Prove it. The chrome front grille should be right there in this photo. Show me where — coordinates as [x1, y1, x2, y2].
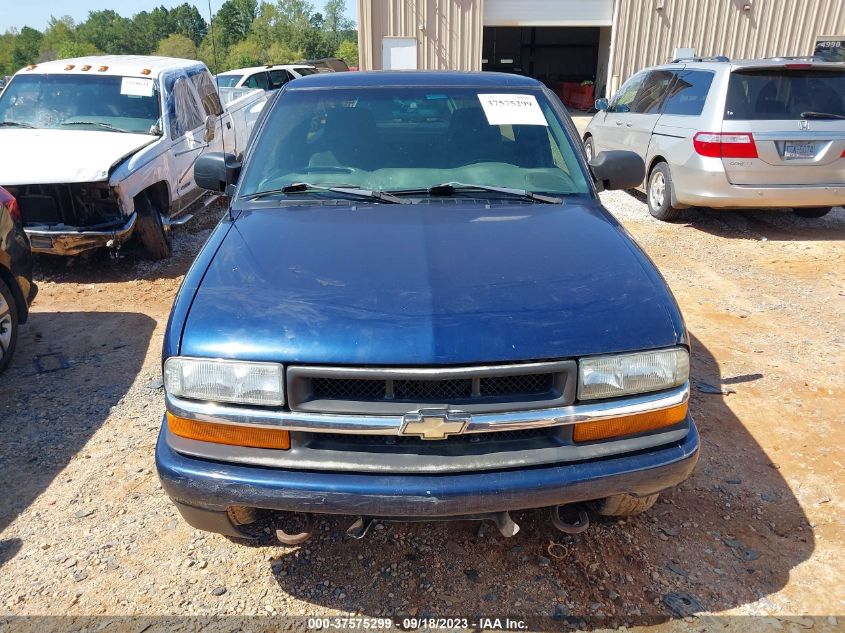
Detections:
[287, 361, 577, 415]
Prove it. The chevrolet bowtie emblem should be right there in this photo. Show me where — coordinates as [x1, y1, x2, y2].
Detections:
[401, 409, 471, 440]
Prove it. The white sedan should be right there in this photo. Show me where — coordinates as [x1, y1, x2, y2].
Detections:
[215, 64, 319, 92]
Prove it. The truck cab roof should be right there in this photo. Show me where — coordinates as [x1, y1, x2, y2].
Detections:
[15, 55, 205, 79]
[286, 70, 546, 89]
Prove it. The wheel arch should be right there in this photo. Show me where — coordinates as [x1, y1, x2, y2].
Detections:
[136, 181, 171, 215]
[646, 157, 687, 208]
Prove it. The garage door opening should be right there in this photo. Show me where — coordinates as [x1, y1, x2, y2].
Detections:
[482, 26, 610, 109]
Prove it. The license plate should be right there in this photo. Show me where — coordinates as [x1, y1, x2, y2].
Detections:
[783, 141, 817, 160]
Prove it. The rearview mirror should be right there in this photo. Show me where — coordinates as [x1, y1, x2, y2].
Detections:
[195, 152, 241, 193]
[588, 151, 645, 191]
[595, 98, 608, 111]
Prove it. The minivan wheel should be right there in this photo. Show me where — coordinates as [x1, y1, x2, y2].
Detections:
[583, 136, 595, 162]
[591, 493, 659, 517]
[0, 278, 20, 374]
[135, 194, 172, 260]
[793, 207, 832, 219]
[647, 163, 682, 221]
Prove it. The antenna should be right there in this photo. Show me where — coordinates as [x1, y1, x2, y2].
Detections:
[206, 0, 233, 220]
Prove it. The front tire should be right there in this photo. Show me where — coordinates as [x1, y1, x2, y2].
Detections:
[591, 493, 659, 517]
[0, 278, 20, 374]
[647, 162, 682, 221]
[134, 194, 172, 260]
[793, 207, 832, 219]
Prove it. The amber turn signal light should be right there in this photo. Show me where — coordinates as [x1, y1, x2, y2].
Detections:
[167, 413, 290, 450]
[572, 403, 688, 443]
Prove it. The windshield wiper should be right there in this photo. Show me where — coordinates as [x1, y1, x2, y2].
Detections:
[242, 182, 409, 204]
[801, 111, 845, 120]
[393, 182, 562, 204]
[0, 121, 35, 128]
[60, 121, 129, 133]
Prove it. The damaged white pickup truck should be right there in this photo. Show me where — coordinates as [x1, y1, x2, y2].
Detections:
[0, 55, 266, 258]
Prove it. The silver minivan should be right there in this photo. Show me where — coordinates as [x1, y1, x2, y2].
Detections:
[584, 57, 845, 220]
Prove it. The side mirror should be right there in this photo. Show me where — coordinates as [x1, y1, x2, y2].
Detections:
[195, 152, 241, 193]
[204, 114, 216, 142]
[595, 98, 609, 111]
[588, 151, 645, 191]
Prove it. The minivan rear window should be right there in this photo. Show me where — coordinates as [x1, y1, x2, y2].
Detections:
[725, 69, 845, 120]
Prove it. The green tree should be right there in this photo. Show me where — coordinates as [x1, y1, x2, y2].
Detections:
[322, 0, 352, 54]
[267, 40, 304, 64]
[133, 7, 176, 55]
[214, 0, 258, 49]
[77, 10, 137, 54]
[225, 37, 266, 68]
[38, 16, 77, 61]
[58, 40, 101, 59]
[334, 38, 358, 66]
[170, 3, 208, 46]
[197, 27, 227, 73]
[0, 31, 18, 75]
[155, 33, 198, 59]
[275, 0, 317, 56]
[11, 27, 43, 69]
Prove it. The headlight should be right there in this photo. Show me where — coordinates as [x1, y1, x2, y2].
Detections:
[578, 347, 689, 400]
[164, 357, 284, 406]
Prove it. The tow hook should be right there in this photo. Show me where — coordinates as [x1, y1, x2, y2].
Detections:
[491, 511, 520, 538]
[550, 504, 590, 535]
[346, 516, 375, 539]
[275, 513, 313, 545]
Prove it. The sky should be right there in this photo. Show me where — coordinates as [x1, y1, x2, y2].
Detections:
[0, 0, 358, 32]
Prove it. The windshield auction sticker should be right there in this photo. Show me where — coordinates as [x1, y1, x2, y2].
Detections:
[478, 94, 548, 126]
[121, 77, 155, 97]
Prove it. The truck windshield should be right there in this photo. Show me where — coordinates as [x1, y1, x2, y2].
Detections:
[240, 87, 590, 199]
[0, 74, 161, 134]
[725, 69, 845, 120]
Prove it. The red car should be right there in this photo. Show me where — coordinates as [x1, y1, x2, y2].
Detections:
[0, 186, 36, 372]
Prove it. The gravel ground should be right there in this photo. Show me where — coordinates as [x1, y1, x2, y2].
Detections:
[0, 194, 843, 630]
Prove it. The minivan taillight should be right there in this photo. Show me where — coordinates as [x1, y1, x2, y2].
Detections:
[693, 132, 758, 158]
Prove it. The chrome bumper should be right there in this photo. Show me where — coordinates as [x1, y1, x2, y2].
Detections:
[165, 382, 690, 435]
[25, 213, 137, 256]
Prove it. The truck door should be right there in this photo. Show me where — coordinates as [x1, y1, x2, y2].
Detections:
[190, 69, 231, 154]
[166, 73, 208, 211]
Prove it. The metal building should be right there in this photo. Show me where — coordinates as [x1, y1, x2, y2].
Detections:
[357, 0, 845, 97]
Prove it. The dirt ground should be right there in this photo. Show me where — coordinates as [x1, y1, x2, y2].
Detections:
[0, 193, 843, 630]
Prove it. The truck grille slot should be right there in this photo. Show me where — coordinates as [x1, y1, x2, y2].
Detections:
[287, 361, 576, 414]
[308, 426, 555, 448]
[393, 378, 472, 400]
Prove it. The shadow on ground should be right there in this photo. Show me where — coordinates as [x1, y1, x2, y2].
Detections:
[0, 311, 156, 567]
[255, 334, 813, 627]
[624, 189, 844, 242]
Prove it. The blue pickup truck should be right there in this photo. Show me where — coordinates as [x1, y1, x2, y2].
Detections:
[156, 71, 699, 542]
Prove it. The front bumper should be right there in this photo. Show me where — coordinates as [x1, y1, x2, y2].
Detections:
[156, 417, 700, 537]
[25, 213, 137, 256]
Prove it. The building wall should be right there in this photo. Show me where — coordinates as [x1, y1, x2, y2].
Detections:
[358, 0, 484, 71]
[610, 0, 845, 93]
[361, 0, 845, 89]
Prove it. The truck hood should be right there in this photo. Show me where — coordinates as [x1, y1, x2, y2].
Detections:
[0, 129, 157, 185]
[180, 201, 683, 365]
